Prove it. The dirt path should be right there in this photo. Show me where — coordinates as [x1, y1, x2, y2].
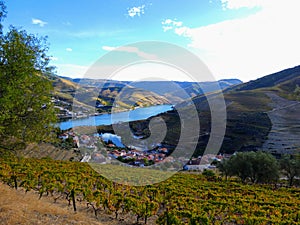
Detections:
[262, 92, 300, 154]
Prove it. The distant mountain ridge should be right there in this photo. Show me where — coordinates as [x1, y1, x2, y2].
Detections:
[62, 77, 242, 104]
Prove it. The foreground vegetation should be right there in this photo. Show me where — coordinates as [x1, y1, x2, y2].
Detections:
[0, 182, 101, 225]
[0, 1, 58, 154]
[1, 150, 300, 225]
[217, 152, 300, 187]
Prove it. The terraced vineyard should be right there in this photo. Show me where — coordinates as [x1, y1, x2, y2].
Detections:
[262, 93, 300, 154]
[1, 150, 300, 224]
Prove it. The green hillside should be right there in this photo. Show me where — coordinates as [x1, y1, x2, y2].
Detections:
[139, 66, 300, 156]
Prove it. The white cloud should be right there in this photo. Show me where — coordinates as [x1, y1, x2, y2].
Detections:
[173, 21, 183, 27]
[117, 46, 158, 60]
[127, 5, 145, 18]
[164, 0, 300, 81]
[162, 19, 173, 25]
[174, 27, 190, 37]
[162, 26, 173, 32]
[66, 48, 73, 52]
[102, 45, 157, 60]
[102, 46, 116, 51]
[162, 19, 183, 27]
[32, 18, 47, 27]
[56, 64, 89, 78]
[162, 19, 184, 33]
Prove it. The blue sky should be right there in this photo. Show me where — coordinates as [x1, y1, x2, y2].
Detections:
[3, 0, 300, 82]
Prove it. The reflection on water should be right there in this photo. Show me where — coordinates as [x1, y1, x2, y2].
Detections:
[99, 133, 125, 148]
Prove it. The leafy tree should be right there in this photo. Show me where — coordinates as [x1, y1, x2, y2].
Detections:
[252, 151, 279, 183]
[220, 152, 279, 184]
[216, 159, 233, 180]
[0, 1, 57, 153]
[228, 152, 255, 183]
[280, 154, 300, 187]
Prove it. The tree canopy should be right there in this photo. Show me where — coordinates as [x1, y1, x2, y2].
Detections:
[0, 1, 57, 152]
[280, 154, 300, 187]
[217, 151, 279, 184]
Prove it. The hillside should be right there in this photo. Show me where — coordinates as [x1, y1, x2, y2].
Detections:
[135, 66, 300, 156]
[128, 79, 242, 103]
[261, 92, 300, 154]
[95, 85, 170, 111]
[52, 76, 241, 116]
[230, 65, 300, 92]
[213, 66, 300, 154]
[53, 66, 300, 156]
[51, 75, 95, 113]
[52, 76, 170, 114]
[222, 65, 300, 154]
[71, 78, 242, 104]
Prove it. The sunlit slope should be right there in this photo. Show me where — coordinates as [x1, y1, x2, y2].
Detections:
[160, 65, 300, 155]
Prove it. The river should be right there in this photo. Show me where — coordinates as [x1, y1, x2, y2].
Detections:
[59, 104, 173, 130]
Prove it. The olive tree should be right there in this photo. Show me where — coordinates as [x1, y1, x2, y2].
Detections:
[218, 151, 279, 184]
[0, 1, 57, 152]
[280, 154, 300, 187]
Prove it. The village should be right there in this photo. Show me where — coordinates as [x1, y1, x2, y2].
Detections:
[59, 129, 229, 170]
[52, 97, 100, 120]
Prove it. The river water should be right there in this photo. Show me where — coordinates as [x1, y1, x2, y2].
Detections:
[59, 104, 173, 130]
